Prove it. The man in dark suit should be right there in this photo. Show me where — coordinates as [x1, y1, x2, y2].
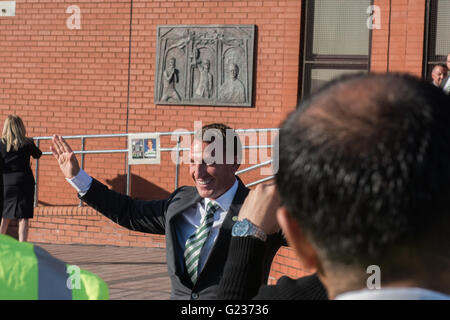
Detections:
[431, 64, 448, 88]
[440, 53, 450, 94]
[51, 123, 284, 300]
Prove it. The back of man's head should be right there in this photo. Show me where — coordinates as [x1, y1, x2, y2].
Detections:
[276, 73, 450, 287]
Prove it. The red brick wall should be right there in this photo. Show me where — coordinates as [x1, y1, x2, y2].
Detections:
[0, 0, 428, 285]
[1, 0, 301, 206]
[371, 0, 426, 76]
[27, 207, 165, 248]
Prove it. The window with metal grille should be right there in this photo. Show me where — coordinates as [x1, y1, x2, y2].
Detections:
[300, 0, 372, 100]
[424, 0, 450, 80]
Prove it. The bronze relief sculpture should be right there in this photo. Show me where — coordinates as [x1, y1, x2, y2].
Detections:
[155, 25, 255, 107]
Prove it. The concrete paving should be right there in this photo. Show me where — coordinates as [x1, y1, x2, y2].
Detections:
[36, 242, 171, 300]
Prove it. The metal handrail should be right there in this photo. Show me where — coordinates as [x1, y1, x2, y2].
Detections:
[33, 128, 279, 207]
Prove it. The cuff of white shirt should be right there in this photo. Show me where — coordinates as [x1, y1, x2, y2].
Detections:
[66, 169, 93, 197]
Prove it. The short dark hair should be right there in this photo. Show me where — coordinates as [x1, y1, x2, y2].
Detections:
[194, 123, 242, 164]
[276, 73, 450, 266]
[432, 64, 448, 72]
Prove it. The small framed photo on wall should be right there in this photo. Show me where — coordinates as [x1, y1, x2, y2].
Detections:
[128, 133, 161, 165]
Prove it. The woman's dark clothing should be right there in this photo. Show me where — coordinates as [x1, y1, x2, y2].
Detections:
[0, 139, 42, 219]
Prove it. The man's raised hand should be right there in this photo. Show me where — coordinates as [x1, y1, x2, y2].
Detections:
[238, 183, 281, 235]
[50, 135, 80, 179]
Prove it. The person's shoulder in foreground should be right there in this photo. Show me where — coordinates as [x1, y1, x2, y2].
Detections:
[336, 288, 450, 300]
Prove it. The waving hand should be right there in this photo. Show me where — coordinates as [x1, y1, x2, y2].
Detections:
[50, 135, 80, 179]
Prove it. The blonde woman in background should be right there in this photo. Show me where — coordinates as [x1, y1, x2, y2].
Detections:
[0, 115, 42, 242]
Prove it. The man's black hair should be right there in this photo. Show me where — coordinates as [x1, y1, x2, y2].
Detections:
[195, 123, 242, 164]
[276, 73, 450, 266]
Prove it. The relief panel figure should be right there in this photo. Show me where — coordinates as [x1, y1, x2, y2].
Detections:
[195, 60, 213, 98]
[218, 63, 245, 103]
[161, 57, 181, 102]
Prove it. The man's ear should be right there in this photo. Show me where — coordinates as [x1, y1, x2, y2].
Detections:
[276, 207, 319, 271]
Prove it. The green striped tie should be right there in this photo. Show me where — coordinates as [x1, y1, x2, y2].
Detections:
[184, 201, 220, 285]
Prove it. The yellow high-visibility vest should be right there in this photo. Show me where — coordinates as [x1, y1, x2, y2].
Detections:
[0, 234, 109, 300]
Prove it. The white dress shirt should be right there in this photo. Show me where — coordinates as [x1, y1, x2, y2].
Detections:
[335, 287, 450, 300]
[175, 179, 238, 274]
[442, 76, 450, 94]
[67, 170, 239, 275]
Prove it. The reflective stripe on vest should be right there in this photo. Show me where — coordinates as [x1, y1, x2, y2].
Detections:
[33, 246, 72, 300]
[1, 234, 108, 300]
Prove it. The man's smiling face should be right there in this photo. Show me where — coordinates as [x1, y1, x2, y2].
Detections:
[189, 139, 238, 200]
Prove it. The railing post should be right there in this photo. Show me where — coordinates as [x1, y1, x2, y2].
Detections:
[78, 137, 85, 207]
[126, 164, 130, 196]
[175, 135, 181, 190]
[126, 133, 130, 196]
[33, 139, 40, 208]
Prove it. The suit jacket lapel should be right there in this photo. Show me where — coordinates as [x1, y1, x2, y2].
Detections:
[219, 178, 249, 233]
[166, 187, 201, 281]
[196, 178, 249, 284]
[167, 188, 201, 222]
[167, 178, 249, 287]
